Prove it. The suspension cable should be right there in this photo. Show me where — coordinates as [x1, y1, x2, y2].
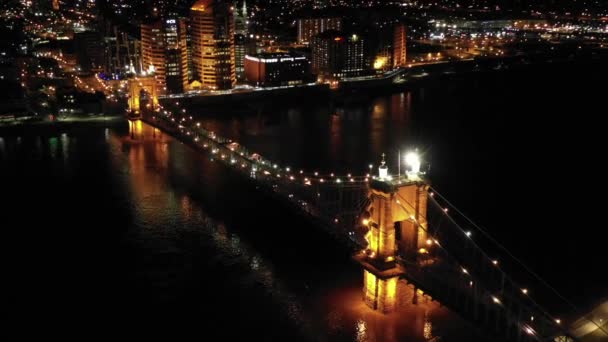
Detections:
[428, 186, 607, 336]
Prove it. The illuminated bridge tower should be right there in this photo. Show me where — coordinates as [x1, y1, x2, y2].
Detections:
[356, 153, 429, 313]
[128, 76, 159, 113]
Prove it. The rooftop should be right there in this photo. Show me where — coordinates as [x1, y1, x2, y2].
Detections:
[191, 0, 213, 12]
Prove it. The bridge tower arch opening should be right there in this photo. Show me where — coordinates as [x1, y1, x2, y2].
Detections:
[356, 158, 430, 313]
[128, 76, 158, 113]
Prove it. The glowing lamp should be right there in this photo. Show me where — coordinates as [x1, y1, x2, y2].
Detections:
[405, 151, 421, 174]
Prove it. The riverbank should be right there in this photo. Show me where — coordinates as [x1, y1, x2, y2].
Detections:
[0, 115, 127, 134]
[331, 49, 608, 103]
[158, 83, 331, 113]
[160, 50, 608, 112]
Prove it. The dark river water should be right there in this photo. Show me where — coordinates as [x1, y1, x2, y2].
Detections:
[1, 59, 606, 340]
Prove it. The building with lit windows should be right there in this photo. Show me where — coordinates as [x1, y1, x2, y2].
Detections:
[234, 0, 249, 36]
[141, 18, 188, 94]
[393, 24, 407, 68]
[190, 0, 236, 90]
[297, 17, 342, 45]
[234, 34, 256, 81]
[311, 30, 369, 79]
[244, 52, 311, 87]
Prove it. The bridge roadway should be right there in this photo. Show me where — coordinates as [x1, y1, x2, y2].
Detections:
[137, 108, 582, 342]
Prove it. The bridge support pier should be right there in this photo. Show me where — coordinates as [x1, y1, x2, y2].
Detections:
[362, 269, 400, 313]
[128, 76, 159, 113]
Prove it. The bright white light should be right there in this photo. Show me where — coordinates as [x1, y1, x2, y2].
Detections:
[379, 166, 388, 179]
[405, 151, 421, 174]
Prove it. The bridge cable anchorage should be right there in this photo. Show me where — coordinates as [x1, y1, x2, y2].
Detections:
[428, 186, 608, 337]
[395, 192, 576, 340]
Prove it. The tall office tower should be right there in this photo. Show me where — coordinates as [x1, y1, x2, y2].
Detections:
[234, 0, 249, 36]
[234, 33, 256, 81]
[190, 0, 236, 90]
[297, 17, 342, 45]
[141, 18, 189, 94]
[311, 30, 368, 79]
[393, 24, 407, 68]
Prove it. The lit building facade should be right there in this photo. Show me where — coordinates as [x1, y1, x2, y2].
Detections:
[393, 24, 407, 68]
[141, 18, 189, 94]
[190, 0, 236, 90]
[234, 0, 249, 36]
[297, 17, 342, 45]
[234, 34, 256, 82]
[244, 52, 311, 87]
[311, 30, 369, 79]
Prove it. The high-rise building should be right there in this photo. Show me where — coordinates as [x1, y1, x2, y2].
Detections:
[244, 52, 311, 87]
[141, 18, 189, 94]
[74, 31, 105, 73]
[234, 33, 256, 81]
[104, 28, 143, 77]
[297, 17, 342, 45]
[311, 30, 368, 79]
[393, 24, 407, 68]
[234, 0, 249, 36]
[190, 0, 236, 90]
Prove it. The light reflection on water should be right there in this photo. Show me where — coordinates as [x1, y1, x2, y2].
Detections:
[111, 123, 482, 341]
[0, 118, 484, 341]
[109, 124, 323, 338]
[317, 281, 481, 342]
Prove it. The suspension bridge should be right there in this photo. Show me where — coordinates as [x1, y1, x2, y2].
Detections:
[128, 105, 605, 342]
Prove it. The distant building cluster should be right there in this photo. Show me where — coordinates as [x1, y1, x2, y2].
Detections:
[4, 0, 416, 118]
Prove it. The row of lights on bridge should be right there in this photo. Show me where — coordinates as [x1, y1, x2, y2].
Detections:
[156, 103, 377, 183]
[436, 196, 564, 333]
[154, 101, 565, 336]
